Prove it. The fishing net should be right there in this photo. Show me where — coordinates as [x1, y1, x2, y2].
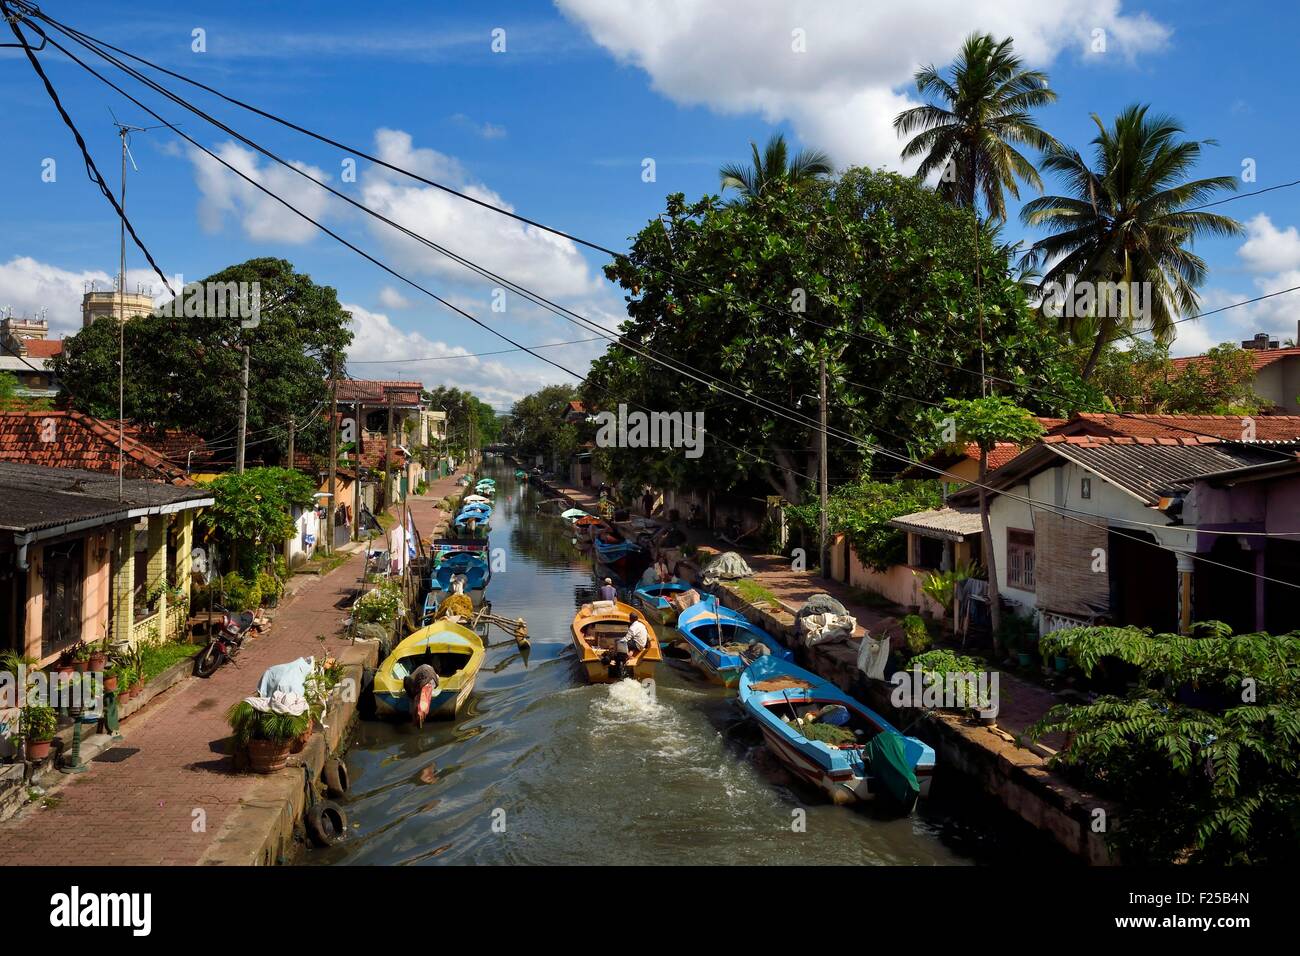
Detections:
[702, 551, 754, 587]
[435, 594, 474, 621]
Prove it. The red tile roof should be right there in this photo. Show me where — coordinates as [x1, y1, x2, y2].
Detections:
[1171, 347, 1300, 373]
[1052, 413, 1300, 442]
[21, 339, 63, 359]
[0, 411, 193, 484]
[1042, 433, 1222, 447]
[333, 379, 423, 406]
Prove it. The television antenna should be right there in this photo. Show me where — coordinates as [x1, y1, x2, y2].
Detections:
[109, 108, 168, 502]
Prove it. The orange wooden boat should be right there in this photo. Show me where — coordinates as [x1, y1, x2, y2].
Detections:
[571, 600, 661, 683]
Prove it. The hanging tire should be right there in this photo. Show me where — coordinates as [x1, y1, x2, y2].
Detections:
[195, 644, 221, 678]
[306, 801, 347, 847]
[322, 757, 350, 798]
[357, 667, 377, 719]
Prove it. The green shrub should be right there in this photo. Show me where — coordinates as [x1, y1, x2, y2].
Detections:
[19, 704, 57, 742]
[353, 581, 404, 625]
[901, 613, 932, 655]
[226, 700, 309, 745]
[220, 572, 262, 612]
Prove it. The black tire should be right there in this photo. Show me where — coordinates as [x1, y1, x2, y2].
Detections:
[357, 666, 377, 719]
[322, 757, 350, 798]
[194, 643, 221, 678]
[306, 801, 347, 847]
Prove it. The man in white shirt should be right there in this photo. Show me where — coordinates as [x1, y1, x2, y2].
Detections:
[625, 617, 650, 655]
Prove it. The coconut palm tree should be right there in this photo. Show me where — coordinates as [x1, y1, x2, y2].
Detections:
[1020, 104, 1243, 379]
[718, 133, 832, 201]
[894, 33, 1058, 222]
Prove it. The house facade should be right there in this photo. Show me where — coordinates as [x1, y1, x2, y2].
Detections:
[0, 464, 212, 665]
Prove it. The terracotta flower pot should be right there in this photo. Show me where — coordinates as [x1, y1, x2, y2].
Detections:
[118, 688, 133, 704]
[73, 659, 90, 673]
[131, 680, 144, 695]
[103, 674, 119, 692]
[290, 724, 313, 754]
[89, 652, 108, 671]
[246, 738, 294, 774]
[26, 739, 53, 761]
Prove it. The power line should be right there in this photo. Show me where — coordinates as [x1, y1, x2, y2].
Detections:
[347, 336, 606, 364]
[21, 10, 1300, 588]
[30, 9, 1300, 465]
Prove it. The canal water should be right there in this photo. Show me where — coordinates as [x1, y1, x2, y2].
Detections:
[303, 464, 1064, 866]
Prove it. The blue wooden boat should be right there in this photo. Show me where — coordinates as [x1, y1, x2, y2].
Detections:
[593, 535, 647, 582]
[633, 579, 693, 625]
[738, 657, 935, 811]
[431, 551, 491, 592]
[459, 502, 492, 519]
[675, 596, 792, 685]
[454, 511, 491, 534]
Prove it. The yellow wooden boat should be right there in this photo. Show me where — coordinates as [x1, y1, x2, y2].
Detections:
[571, 599, 661, 683]
[371, 620, 484, 722]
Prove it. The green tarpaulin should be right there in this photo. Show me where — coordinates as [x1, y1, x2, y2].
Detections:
[864, 732, 920, 808]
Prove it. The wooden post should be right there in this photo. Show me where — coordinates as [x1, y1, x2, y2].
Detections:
[326, 357, 338, 555]
[819, 350, 829, 579]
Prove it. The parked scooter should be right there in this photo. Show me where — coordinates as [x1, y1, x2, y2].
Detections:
[195, 605, 256, 677]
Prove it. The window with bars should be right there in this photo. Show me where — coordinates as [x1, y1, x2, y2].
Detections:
[1006, 529, 1036, 591]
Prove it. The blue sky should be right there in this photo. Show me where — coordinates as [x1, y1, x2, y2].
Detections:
[4, 0, 1300, 410]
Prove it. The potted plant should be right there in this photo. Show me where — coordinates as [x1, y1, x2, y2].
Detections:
[226, 696, 311, 774]
[103, 665, 119, 694]
[19, 705, 57, 761]
[116, 664, 138, 703]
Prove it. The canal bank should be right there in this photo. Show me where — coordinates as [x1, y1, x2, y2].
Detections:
[0, 468, 469, 866]
[298, 464, 1068, 867]
[525, 474, 1110, 864]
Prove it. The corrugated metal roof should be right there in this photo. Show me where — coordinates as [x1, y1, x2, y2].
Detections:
[0, 463, 212, 534]
[887, 506, 983, 541]
[950, 436, 1279, 507]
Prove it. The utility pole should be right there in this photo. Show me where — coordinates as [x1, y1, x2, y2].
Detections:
[819, 349, 829, 579]
[235, 342, 250, 473]
[385, 392, 395, 510]
[286, 414, 296, 470]
[116, 126, 127, 503]
[326, 357, 338, 555]
[351, 401, 360, 543]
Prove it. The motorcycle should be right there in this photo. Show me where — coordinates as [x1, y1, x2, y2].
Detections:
[194, 605, 256, 677]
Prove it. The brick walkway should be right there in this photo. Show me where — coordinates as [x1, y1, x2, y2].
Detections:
[0, 468, 466, 865]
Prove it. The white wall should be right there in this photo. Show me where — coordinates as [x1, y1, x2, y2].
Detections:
[986, 461, 1196, 616]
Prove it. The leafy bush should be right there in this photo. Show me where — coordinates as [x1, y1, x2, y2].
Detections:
[998, 610, 1039, 653]
[1031, 624, 1300, 863]
[901, 614, 932, 656]
[787, 479, 942, 571]
[226, 700, 310, 745]
[19, 704, 57, 742]
[198, 467, 316, 577]
[353, 581, 404, 625]
[220, 572, 262, 613]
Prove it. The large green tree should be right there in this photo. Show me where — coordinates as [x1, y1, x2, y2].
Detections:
[718, 133, 833, 202]
[423, 385, 500, 456]
[506, 384, 581, 463]
[53, 258, 351, 462]
[586, 169, 1091, 505]
[894, 32, 1058, 222]
[1021, 105, 1243, 379]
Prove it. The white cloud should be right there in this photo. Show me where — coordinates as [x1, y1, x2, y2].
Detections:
[343, 302, 588, 407]
[377, 286, 412, 310]
[0, 256, 113, 337]
[359, 129, 602, 302]
[557, 0, 1169, 169]
[451, 114, 508, 140]
[1237, 213, 1300, 275]
[188, 141, 332, 244]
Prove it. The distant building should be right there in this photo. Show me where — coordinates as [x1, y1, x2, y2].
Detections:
[1172, 323, 1300, 413]
[0, 316, 62, 399]
[81, 283, 155, 326]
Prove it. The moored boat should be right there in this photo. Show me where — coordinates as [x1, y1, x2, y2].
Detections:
[633, 579, 693, 625]
[571, 600, 661, 683]
[738, 656, 935, 811]
[593, 534, 648, 582]
[676, 596, 793, 685]
[372, 620, 485, 721]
